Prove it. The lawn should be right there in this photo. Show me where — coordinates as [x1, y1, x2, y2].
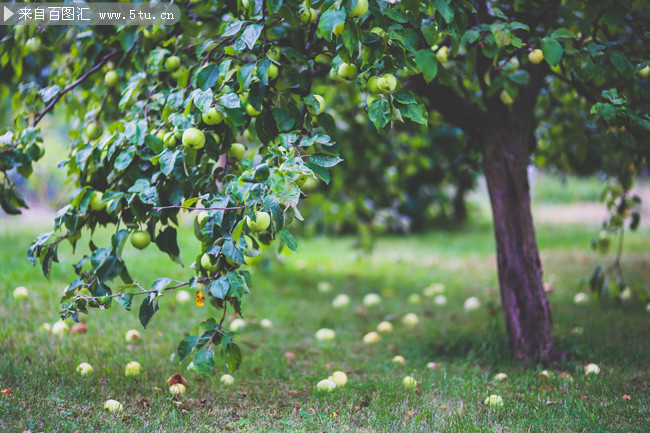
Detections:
[1, 214, 649, 432]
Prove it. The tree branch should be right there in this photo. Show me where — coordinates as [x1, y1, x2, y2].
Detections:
[153, 204, 245, 211]
[82, 274, 221, 301]
[408, 76, 488, 140]
[32, 49, 119, 127]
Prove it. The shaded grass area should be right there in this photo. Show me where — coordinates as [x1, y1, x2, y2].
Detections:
[0, 219, 649, 432]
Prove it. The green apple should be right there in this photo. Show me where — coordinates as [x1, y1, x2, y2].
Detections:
[104, 399, 123, 413]
[329, 371, 347, 387]
[182, 128, 205, 149]
[436, 46, 450, 63]
[243, 235, 254, 253]
[333, 23, 344, 37]
[13, 286, 28, 300]
[378, 73, 397, 93]
[163, 131, 177, 148]
[76, 362, 93, 376]
[316, 379, 336, 392]
[89, 191, 106, 211]
[638, 65, 650, 78]
[502, 57, 519, 73]
[125, 329, 140, 342]
[228, 142, 246, 160]
[220, 374, 235, 385]
[246, 211, 271, 232]
[200, 253, 219, 272]
[85, 122, 103, 141]
[299, 7, 318, 24]
[366, 76, 380, 94]
[202, 107, 224, 125]
[366, 94, 379, 106]
[315, 53, 333, 64]
[267, 46, 281, 61]
[165, 55, 181, 71]
[266, 63, 279, 80]
[500, 89, 514, 105]
[155, 129, 167, 141]
[130, 230, 151, 249]
[528, 49, 544, 65]
[26, 38, 42, 54]
[349, 0, 368, 18]
[104, 70, 118, 87]
[307, 95, 325, 115]
[338, 62, 358, 80]
[246, 103, 261, 116]
[124, 361, 141, 377]
[484, 394, 504, 407]
[169, 383, 187, 395]
[402, 376, 416, 388]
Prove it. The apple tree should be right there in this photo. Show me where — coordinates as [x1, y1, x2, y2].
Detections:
[1, 0, 649, 366]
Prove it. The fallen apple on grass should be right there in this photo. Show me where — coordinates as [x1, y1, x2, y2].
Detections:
[125, 361, 142, 377]
[76, 362, 93, 376]
[125, 329, 141, 343]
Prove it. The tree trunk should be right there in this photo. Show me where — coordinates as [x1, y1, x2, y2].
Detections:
[482, 126, 553, 363]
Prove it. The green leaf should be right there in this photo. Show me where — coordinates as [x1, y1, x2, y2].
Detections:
[239, 23, 263, 50]
[432, 0, 454, 23]
[138, 294, 159, 329]
[272, 107, 296, 132]
[193, 348, 216, 376]
[397, 102, 428, 125]
[309, 153, 343, 167]
[609, 52, 633, 77]
[209, 276, 230, 299]
[266, 0, 282, 14]
[114, 147, 135, 171]
[196, 64, 220, 90]
[178, 335, 198, 362]
[221, 343, 242, 373]
[318, 9, 346, 43]
[304, 161, 330, 184]
[151, 277, 172, 294]
[114, 293, 133, 311]
[154, 227, 181, 263]
[541, 37, 563, 66]
[414, 49, 438, 83]
[368, 97, 391, 131]
[279, 229, 297, 251]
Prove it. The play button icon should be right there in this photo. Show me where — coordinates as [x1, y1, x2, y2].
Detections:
[4, 6, 14, 22]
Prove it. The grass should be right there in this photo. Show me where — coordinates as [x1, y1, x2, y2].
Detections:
[1, 214, 649, 432]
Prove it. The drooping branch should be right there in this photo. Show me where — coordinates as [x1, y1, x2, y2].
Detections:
[153, 204, 245, 211]
[32, 49, 119, 127]
[409, 76, 488, 140]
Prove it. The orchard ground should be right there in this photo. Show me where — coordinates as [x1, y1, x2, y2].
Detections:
[1, 177, 649, 432]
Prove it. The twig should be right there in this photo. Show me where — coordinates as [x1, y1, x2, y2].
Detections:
[207, 302, 229, 351]
[32, 49, 119, 127]
[153, 204, 245, 211]
[82, 274, 221, 301]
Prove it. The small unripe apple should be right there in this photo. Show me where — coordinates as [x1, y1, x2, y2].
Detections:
[182, 128, 206, 149]
[484, 394, 504, 407]
[315, 53, 333, 64]
[585, 363, 600, 375]
[638, 65, 650, 78]
[13, 286, 28, 300]
[463, 296, 481, 312]
[366, 76, 381, 94]
[362, 331, 381, 344]
[299, 7, 318, 24]
[316, 378, 337, 392]
[243, 235, 254, 253]
[502, 57, 519, 72]
[436, 46, 450, 63]
[169, 383, 187, 395]
[333, 23, 344, 37]
[130, 230, 151, 250]
[379, 74, 397, 93]
[200, 253, 219, 272]
[52, 320, 69, 336]
[104, 70, 119, 87]
[494, 373, 509, 382]
[307, 95, 325, 115]
[332, 294, 350, 308]
[176, 290, 191, 303]
[402, 376, 416, 388]
[202, 107, 224, 125]
[528, 49, 544, 65]
[392, 355, 406, 364]
[228, 142, 246, 160]
[362, 293, 381, 307]
[349, 0, 368, 18]
[377, 321, 393, 333]
[500, 90, 514, 105]
[165, 55, 181, 71]
[85, 122, 103, 141]
[401, 313, 419, 327]
[125, 329, 141, 342]
[230, 318, 246, 331]
[89, 191, 106, 211]
[26, 37, 42, 54]
[163, 132, 177, 148]
[77, 362, 94, 376]
[125, 361, 142, 377]
[338, 62, 358, 80]
[220, 374, 235, 385]
[266, 63, 279, 80]
[246, 103, 261, 116]
[329, 371, 348, 387]
[267, 46, 281, 61]
[246, 211, 271, 232]
[315, 328, 336, 341]
[103, 399, 123, 413]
